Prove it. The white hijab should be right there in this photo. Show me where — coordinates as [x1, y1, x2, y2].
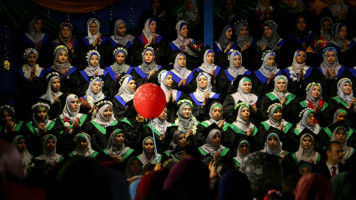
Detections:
[35, 134, 62, 165]
[85, 18, 101, 45]
[93, 104, 116, 128]
[193, 72, 216, 102]
[231, 77, 258, 105]
[199, 49, 217, 73]
[117, 75, 135, 103]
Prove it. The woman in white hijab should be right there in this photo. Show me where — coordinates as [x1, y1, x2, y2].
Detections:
[82, 18, 103, 48]
[86, 100, 118, 151]
[224, 103, 258, 151]
[108, 19, 135, 49]
[22, 17, 49, 50]
[69, 132, 99, 159]
[198, 125, 230, 161]
[261, 131, 287, 158]
[55, 94, 90, 155]
[34, 134, 65, 174]
[194, 49, 222, 83]
[170, 20, 194, 52]
[12, 135, 34, 177]
[112, 75, 136, 121]
[223, 77, 258, 123]
[251, 50, 283, 97]
[233, 138, 250, 169]
[137, 136, 161, 166]
[83, 77, 106, 109]
[189, 72, 220, 121]
[330, 126, 356, 164]
[168, 52, 195, 94]
[104, 128, 135, 166]
[282, 132, 321, 177]
[260, 75, 297, 121]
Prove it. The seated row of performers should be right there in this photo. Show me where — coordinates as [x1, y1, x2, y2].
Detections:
[16, 44, 356, 128]
[3, 95, 356, 182]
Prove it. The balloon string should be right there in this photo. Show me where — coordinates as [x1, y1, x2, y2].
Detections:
[150, 119, 159, 158]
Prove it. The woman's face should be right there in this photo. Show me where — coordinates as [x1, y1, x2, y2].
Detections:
[34, 19, 43, 32]
[306, 113, 315, 126]
[335, 128, 346, 143]
[70, 97, 79, 112]
[338, 26, 347, 40]
[92, 81, 102, 94]
[242, 81, 252, 93]
[240, 26, 249, 37]
[61, 26, 71, 38]
[158, 109, 167, 120]
[322, 20, 332, 33]
[45, 138, 56, 152]
[300, 166, 311, 175]
[268, 136, 278, 150]
[335, 112, 347, 122]
[165, 75, 173, 87]
[198, 75, 208, 89]
[16, 138, 26, 153]
[211, 132, 221, 147]
[185, 0, 195, 11]
[115, 132, 125, 146]
[225, 27, 233, 39]
[89, 22, 99, 35]
[240, 107, 250, 121]
[51, 78, 61, 92]
[267, 55, 275, 67]
[128, 79, 136, 92]
[211, 106, 222, 121]
[116, 52, 125, 64]
[144, 51, 154, 63]
[326, 51, 336, 64]
[178, 133, 187, 148]
[233, 55, 242, 67]
[239, 143, 249, 156]
[301, 136, 312, 149]
[177, 55, 186, 67]
[276, 79, 287, 92]
[343, 82, 352, 95]
[130, 159, 141, 175]
[180, 25, 189, 37]
[117, 22, 127, 36]
[89, 54, 99, 67]
[58, 50, 68, 63]
[149, 21, 157, 33]
[35, 108, 47, 122]
[27, 53, 37, 66]
[1, 111, 12, 123]
[296, 51, 306, 64]
[103, 106, 113, 119]
[144, 139, 154, 153]
[311, 86, 321, 98]
[296, 17, 307, 31]
[77, 137, 88, 151]
[182, 105, 192, 118]
[272, 107, 282, 121]
[264, 26, 272, 37]
[206, 53, 214, 65]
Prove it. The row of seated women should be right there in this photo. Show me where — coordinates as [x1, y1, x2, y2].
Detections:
[15, 39, 356, 127]
[18, 13, 356, 75]
[1, 86, 356, 183]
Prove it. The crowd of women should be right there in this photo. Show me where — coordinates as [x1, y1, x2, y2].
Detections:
[1, 0, 356, 199]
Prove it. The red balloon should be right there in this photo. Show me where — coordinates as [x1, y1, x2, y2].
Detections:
[133, 83, 167, 119]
